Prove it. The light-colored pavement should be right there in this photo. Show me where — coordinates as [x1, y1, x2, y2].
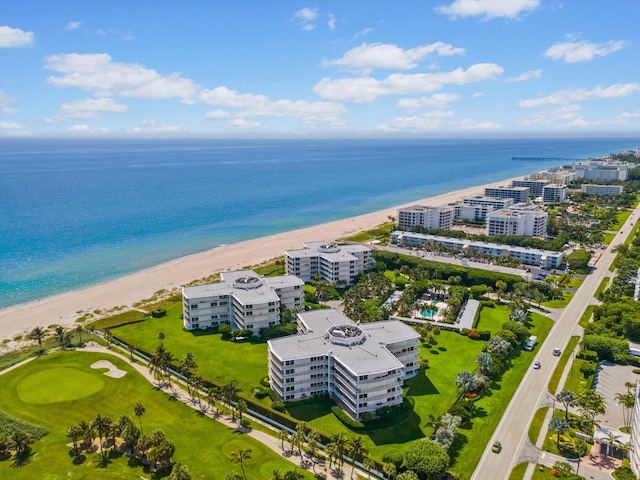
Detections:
[472, 204, 640, 480]
[592, 362, 639, 430]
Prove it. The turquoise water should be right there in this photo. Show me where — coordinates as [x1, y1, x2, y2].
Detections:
[420, 309, 437, 318]
[1, 137, 637, 308]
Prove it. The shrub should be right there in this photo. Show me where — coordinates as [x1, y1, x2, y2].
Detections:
[467, 328, 480, 340]
[272, 400, 286, 412]
[331, 406, 365, 429]
[382, 450, 404, 469]
[252, 387, 269, 399]
[577, 349, 599, 362]
[479, 330, 491, 341]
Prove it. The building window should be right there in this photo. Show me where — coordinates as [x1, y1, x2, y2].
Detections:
[191, 304, 198, 309]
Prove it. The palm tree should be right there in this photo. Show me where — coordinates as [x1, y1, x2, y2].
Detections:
[134, 402, 146, 435]
[556, 389, 578, 420]
[615, 391, 635, 429]
[230, 448, 252, 480]
[236, 399, 247, 422]
[278, 429, 289, 452]
[271, 470, 285, 480]
[92, 414, 109, 451]
[128, 343, 135, 361]
[307, 430, 320, 473]
[28, 326, 46, 351]
[573, 438, 590, 475]
[328, 432, 350, 469]
[348, 436, 367, 479]
[206, 386, 220, 416]
[75, 325, 84, 345]
[66, 424, 81, 453]
[550, 416, 569, 449]
[10, 432, 31, 455]
[55, 325, 67, 348]
[603, 430, 621, 456]
[383, 462, 397, 480]
[222, 380, 238, 416]
[283, 469, 304, 480]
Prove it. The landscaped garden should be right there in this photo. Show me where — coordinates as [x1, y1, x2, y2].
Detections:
[0, 350, 311, 479]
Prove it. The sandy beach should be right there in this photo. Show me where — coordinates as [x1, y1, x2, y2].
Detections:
[0, 175, 525, 342]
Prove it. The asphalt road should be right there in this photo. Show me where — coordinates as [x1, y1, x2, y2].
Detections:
[471, 205, 640, 480]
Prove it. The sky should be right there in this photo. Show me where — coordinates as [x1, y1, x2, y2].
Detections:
[1, 0, 639, 138]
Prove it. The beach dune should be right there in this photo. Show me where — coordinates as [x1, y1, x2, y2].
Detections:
[0, 176, 523, 342]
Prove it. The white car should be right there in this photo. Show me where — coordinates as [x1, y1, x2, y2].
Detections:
[533, 361, 541, 370]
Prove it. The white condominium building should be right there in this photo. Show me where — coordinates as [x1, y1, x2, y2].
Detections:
[580, 184, 624, 196]
[542, 184, 567, 204]
[390, 231, 564, 268]
[285, 242, 371, 285]
[267, 309, 420, 420]
[182, 270, 304, 334]
[397, 204, 455, 230]
[454, 203, 495, 223]
[484, 186, 530, 204]
[574, 160, 629, 181]
[463, 195, 514, 210]
[630, 381, 640, 478]
[487, 208, 548, 237]
[512, 179, 551, 197]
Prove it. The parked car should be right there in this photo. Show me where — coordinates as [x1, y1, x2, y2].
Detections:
[492, 440, 502, 453]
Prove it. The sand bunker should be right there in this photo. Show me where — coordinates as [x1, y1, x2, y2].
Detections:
[91, 360, 127, 378]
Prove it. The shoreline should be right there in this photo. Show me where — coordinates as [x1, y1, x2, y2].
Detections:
[0, 174, 526, 343]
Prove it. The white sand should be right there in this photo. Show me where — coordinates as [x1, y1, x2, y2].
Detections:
[0, 175, 524, 342]
[91, 359, 127, 378]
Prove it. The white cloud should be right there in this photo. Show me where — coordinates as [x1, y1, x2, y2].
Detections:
[0, 121, 22, 129]
[619, 112, 640, 119]
[522, 104, 584, 126]
[315, 63, 503, 103]
[126, 119, 182, 134]
[0, 90, 19, 115]
[45, 53, 199, 100]
[229, 119, 261, 129]
[435, 0, 540, 20]
[519, 82, 640, 107]
[354, 27, 374, 39]
[293, 8, 319, 31]
[0, 26, 34, 47]
[198, 86, 347, 126]
[379, 110, 455, 131]
[544, 40, 627, 63]
[64, 21, 81, 31]
[398, 93, 462, 110]
[52, 97, 128, 120]
[327, 42, 465, 71]
[328, 13, 336, 30]
[507, 69, 541, 82]
[205, 109, 231, 119]
[454, 118, 501, 129]
[96, 28, 134, 41]
[68, 124, 90, 132]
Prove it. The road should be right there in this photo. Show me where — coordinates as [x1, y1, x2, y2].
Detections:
[471, 205, 639, 480]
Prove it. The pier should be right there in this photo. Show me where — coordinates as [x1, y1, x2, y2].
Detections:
[511, 156, 588, 162]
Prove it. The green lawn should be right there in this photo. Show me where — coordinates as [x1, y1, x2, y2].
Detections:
[509, 462, 529, 479]
[0, 350, 311, 479]
[113, 302, 269, 399]
[542, 292, 573, 309]
[548, 336, 580, 395]
[475, 303, 509, 334]
[563, 357, 595, 393]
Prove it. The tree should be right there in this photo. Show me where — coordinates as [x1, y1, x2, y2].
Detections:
[550, 416, 569, 449]
[495, 280, 507, 300]
[28, 326, 46, 351]
[283, 469, 304, 480]
[578, 389, 606, 433]
[278, 429, 289, 452]
[396, 472, 419, 480]
[552, 461, 574, 478]
[169, 462, 192, 480]
[615, 391, 635, 429]
[10, 431, 32, 455]
[66, 424, 81, 453]
[556, 390, 578, 420]
[134, 402, 146, 435]
[573, 438, 589, 474]
[455, 370, 477, 395]
[383, 462, 397, 480]
[236, 399, 248, 422]
[327, 432, 350, 469]
[603, 430, 621, 456]
[75, 325, 84, 345]
[230, 448, 252, 480]
[348, 436, 367, 479]
[92, 414, 109, 451]
[403, 439, 450, 479]
[476, 352, 493, 376]
[55, 325, 68, 348]
[487, 335, 511, 356]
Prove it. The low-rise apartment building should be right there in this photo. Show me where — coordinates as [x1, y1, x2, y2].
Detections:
[574, 160, 629, 181]
[580, 184, 624, 196]
[285, 242, 371, 285]
[182, 270, 304, 334]
[268, 309, 420, 420]
[390, 231, 564, 268]
[397, 205, 455, 230]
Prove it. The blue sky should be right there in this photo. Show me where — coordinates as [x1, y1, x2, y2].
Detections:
[1, 0, 639, 138]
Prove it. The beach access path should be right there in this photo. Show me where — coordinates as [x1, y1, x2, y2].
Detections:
[0, 175, 525, 343]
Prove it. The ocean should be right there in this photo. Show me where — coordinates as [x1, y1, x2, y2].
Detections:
[1, 137, 637, 309]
